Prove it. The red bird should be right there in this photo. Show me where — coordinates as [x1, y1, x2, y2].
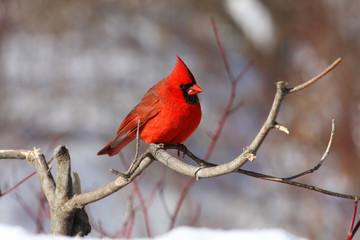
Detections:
[97, 56, 202, 156]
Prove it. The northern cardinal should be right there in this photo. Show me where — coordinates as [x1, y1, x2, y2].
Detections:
[97, 56, 202, 156]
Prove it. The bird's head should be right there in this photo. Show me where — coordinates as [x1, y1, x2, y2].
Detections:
[164, 56, 202, 104]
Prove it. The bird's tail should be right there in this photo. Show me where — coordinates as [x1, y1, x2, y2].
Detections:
[97, 137, 134, 156]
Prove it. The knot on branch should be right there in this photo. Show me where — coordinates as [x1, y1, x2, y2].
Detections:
[243, 147, 256, 162]
[54, 145, 70, 159]
[276, 81, 288, 89]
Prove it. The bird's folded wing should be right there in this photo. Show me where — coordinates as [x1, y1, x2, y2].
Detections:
[111, 96, 160, 148]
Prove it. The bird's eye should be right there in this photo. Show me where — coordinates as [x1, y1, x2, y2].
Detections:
[179, 84, 185, 89]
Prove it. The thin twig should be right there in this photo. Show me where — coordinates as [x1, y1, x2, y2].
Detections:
[211, 17, 233, 82]
[228, 101, 244, 116]
[348, 199, 359, 240]
[235, 60, 254, 83]
[134, 119, 141, 162]
[283, 119, 335, 180]
[146, 166, 166, 207]
[0, 157, 54, 197]
[14, 193, 39, 226]
[237, 169, 357, 200]
[287, 58, 342, 94]
[351, 218, 360, 240]
[190, 204, 201, 227]
[126, 206, 136, 239]
[118, 193, 135, 239]
[133, 181, 151, 238]
[1, 171, 36, 197]
[169, 178, 195, 230]
[126, 120, 141, 176]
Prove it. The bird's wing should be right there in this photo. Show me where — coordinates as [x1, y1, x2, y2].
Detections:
[111, 93, 160, 148]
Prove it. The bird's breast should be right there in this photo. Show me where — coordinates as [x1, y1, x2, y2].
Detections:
[140, 100, 201, 144]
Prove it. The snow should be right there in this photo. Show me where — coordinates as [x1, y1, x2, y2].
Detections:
[0, 224, 307, 240]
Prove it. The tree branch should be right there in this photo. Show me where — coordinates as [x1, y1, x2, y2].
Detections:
[51, 145, 74, 235]
[282, 119, 335, 180]
[64, 154, 153, 209]
[54, 145, 72, 202]
[287, 58, 342, 94]
[28, 149, 56, 204]
[165, 120, 359, 201]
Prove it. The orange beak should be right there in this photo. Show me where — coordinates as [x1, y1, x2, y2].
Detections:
[187, 84, 203, 95]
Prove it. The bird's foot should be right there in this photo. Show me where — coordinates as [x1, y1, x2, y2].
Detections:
[175, 144, 187, 158]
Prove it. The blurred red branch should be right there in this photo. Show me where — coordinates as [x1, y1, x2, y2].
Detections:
[126, 210, 135, 239]
[190, 203, 201, 227]
[211, 18, 232, 82]
[204, 60, 253, 162]
[168, 19, 253, 230]
[1, 172, 36, 197]
[146, 166, 166, 207]
[169, 177, 195, 230]
[348, 200, 359, 240]
[118, 184, 136, 239]
[14, 190, 49, 233]
[133, 181, 152, 238]
[0, 157, 53, 197]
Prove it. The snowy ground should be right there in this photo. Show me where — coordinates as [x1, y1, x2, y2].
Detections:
[0, 224, 307, 240]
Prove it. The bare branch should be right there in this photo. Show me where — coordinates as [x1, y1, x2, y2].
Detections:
[237, 169, 357, 200]
[211, 18, 233, 82]
[348, 200, 359, 240]
[133, 181, 152, 237]
[283, 119, 335, 180]
[125, 119, 142, 176]
[287, 58, 342, 94]
[0, 171, 37, 197]
[0, 149, 33, 159]
[28, 149, 56, 204]
[169, 177, 195, 230]
[167, 120, 359, 201]
[168, 144, 358, 201]
[351, 217, 360, 240]
[51, 145, 74, 235]
[54, 145, 72, 201]
[64, 155, 153, 209]
[235, 60, 254, 83]
[247, 81, 287, 154]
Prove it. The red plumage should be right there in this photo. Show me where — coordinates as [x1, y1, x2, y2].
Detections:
[97, 56, 202, 156]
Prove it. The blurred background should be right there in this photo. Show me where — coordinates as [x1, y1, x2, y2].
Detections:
[0, 0, 359, 239]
